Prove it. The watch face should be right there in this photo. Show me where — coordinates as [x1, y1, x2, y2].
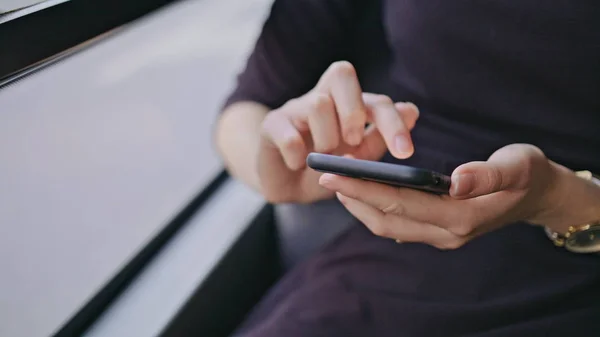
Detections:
[566, 226, 600, 253]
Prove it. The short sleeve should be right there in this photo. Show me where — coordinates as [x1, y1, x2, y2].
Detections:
[223, 0, 366, 110]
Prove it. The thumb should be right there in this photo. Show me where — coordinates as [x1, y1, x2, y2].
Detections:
[450, 145, 543, 198]
[450, 161, 514, 198]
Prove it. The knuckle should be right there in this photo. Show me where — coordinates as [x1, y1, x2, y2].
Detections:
[521, 153, 537, 174]
[260, 114, 278, 135]
[381, 201, 404, 215]
[450, 215, 476, 237]
[329, 60, 357, 77]
[280, 134, 303, 152]
[339, 111, 366, 130]
[339, 110, 359, 125]
[504, 144, 547, 188]
[517, 160, 535, 189]
[308, 94, 333, 118]
[451, 224, 471, 237]
[368, 218, 390, 238]
[371, 94, 394, 106]
[509, 143, 544, 158]
[278, 98, 299, 114]
[486, 166, 504, 192]
[520, 147, 546, 185]
[309, 93, 333, 112]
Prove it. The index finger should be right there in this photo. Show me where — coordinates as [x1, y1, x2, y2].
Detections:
[363, 94, 417, 159]
[315, 61, 367, 146]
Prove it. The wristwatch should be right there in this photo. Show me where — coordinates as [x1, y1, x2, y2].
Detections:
[545, 170, 600, 253]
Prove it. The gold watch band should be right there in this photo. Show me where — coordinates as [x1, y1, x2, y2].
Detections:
[544, 170, 600, 252]
[575, 170, 596, 180]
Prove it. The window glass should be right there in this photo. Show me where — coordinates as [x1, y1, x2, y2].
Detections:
[0, 1, 272, 336]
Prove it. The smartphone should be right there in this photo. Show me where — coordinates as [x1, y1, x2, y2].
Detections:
[306, 152, 451, 194]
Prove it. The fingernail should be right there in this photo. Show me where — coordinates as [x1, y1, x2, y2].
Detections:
[319, 173, 336, 187]
[394, 135, 413, 156]
[451, 173, 475, 197]
[346, 129, 362, 146]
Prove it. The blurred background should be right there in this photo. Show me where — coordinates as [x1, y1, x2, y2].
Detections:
[0, 1, 279, 336]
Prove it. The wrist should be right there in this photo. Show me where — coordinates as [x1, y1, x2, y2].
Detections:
[534, 163, 600, 234]
[216, 102, 269, 192]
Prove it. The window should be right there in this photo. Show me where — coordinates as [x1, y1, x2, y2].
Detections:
[0, 1, 271, 336]
[0, 0, 57, 14]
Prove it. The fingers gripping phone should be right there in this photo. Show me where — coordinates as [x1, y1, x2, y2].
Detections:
[306, 153, 451, 194]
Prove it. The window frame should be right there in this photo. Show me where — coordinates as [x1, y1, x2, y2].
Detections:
[0, 0, 179, 83]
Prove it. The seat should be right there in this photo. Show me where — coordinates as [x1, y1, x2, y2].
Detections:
[274, 199, 355, 270]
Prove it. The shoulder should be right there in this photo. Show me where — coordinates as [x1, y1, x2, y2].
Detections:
[223, 0, 373, 110]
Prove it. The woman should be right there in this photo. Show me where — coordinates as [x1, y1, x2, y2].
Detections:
[215, 1, 600, 336]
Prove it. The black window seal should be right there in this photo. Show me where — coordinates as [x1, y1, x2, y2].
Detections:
[0, 0, 181, 84]
[53, 171, 230, 337]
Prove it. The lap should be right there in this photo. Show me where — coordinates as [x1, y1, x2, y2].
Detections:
[234, 223, 600, 337]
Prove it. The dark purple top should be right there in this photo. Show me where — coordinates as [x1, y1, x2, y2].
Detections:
[225, 1, 600, 336]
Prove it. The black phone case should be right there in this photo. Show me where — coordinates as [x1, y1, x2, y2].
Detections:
[306, 153, 451, 194]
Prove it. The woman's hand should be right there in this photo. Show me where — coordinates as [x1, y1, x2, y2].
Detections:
[257, 61, 419, 204]
[318, 144, 582, 250]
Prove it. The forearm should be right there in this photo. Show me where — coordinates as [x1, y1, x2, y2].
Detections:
[539, 162, 600, 234]
[215, 101, 269, 192]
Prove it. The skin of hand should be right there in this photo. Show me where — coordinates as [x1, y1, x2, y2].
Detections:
[258, 61, 420, 204]
[319, 143, 600, 250]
